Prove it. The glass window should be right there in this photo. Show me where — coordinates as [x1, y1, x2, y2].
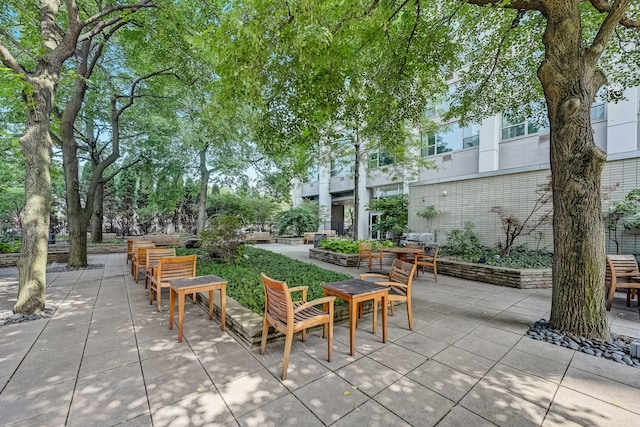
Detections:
[501, 112, 546, 140]
[303, 165, 319, 183]
[421, 122, 477, 156]
[462, 124, 480, 148]
[330, 155, 354, 177]
[368, 149, 395, 169]
[591, 102, 606, 121]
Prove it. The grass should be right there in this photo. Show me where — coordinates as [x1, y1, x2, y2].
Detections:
[177, 246, 351, 315]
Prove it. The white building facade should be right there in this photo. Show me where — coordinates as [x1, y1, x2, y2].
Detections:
[293, 87, 640, 254]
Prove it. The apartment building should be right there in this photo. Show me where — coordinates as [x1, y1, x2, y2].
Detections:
[293, 86, 640, 255]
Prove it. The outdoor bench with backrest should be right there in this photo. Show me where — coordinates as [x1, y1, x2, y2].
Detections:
[303, 230, 337, 244]
[244, 231, 273, 243]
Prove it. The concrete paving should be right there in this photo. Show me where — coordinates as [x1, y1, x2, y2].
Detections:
[0, 244, 639, 426]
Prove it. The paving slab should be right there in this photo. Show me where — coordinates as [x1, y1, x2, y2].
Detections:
[0, 246, 639, 426]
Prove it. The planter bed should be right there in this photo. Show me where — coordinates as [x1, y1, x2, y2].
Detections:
[276, 237, 305, 245]
[309, 248, 360, 267]
[437, 258, 552, 289]
[0, 243, 128, 268]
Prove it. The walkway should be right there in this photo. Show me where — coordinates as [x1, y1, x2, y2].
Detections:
[1, 245, 639, 426]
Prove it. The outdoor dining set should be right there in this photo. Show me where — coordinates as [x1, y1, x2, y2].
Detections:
[127, 237, 440, 380]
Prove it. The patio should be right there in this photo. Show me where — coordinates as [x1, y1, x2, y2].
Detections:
[1, 244, 639, 426]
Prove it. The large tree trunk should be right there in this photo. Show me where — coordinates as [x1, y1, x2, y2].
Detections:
[14, 80, 54, 314]
[197, 147, 210, 235]
[539, 4, 609, 340]
[91, 182, 104, 243]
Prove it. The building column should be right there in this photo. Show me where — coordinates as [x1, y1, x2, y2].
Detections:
[318, 165, 332, 231]
[478, 116, 500, 173]
[357, 166, 369, 240]
[607, 87, 639, 154]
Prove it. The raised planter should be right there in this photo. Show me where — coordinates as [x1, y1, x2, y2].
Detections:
[309, 247, 359, 267]
[437, 258, 552, 289]
[0, 243, 127, 268]
[276, 237, 305, 245]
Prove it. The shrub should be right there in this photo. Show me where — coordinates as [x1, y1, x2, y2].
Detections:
[200, 215, 244, 261]
[0, 240, 21, 253]
[274, 207, 318, 236]
[318, 239, 396, 254]
[442, 222, 483, 259]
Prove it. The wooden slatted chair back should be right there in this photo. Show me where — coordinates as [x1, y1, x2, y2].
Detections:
[605, 255, 640, 310]
[388, 259, 415, 288]
[259, 273, 336, 380]
[127, 239, 153, 264]
[149, 255, 197, 311]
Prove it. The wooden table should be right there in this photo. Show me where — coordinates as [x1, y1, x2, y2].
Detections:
[381, 247, 423, 261]
[168, 275, 227, 342]
[322, 279, 389, 356]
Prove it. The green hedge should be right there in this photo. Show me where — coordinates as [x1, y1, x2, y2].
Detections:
[178, 246, 351, 314]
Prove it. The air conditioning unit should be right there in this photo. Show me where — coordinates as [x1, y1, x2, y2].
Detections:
[442, 153, 453, 162]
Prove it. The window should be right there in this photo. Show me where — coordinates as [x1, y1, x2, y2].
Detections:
[368, 149, 394, 169]
[373, 184, 403, 199]
[330, 155, 354, 177]
[303, 165, 319, 183]
[501, 112, 545, 140]
[424, 84, 457, 118]
[421, 122, 479, 156]
[462, 124, 480, 148]
[590, 102, 606, 121]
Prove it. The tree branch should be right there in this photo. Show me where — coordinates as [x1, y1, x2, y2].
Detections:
[81, 0, 157, 30]
[0, 42, 28, 76]
[462, 0, 543, 10]
[590, 0, 640, 28]
[587, 0, 636, 66]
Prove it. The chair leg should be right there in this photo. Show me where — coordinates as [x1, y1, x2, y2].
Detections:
[327, 320, 333, 362]
[627, 289, 632, 307]
[157, 287, 163, 312]
[606, 284, 616, 311]
[406, 299, 413, 331]
[281, 332, 294, 380]
[260, 318, 270, 355]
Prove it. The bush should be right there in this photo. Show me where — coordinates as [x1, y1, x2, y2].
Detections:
[0, 240, 21, 253]
[274, 207, 318, 236]
[200, 215, 245, 261]
[318, 238, 395, 254]
[441, 223, 552, 268]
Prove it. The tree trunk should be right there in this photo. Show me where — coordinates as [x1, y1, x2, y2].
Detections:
[539, 4, 609, 340]
[91, 182, 104, 243]
[352, 130, 360, 241]
[197, 147, 210, 235]
[14, 81, 54, 314]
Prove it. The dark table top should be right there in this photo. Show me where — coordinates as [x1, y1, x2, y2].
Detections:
[323, 279, 388, 297]
[168, 275, 226, 290]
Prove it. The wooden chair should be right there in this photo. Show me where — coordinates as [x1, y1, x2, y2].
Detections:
[144, 248, 177, 288]
[605, 255, 640, 310]
[360, 259, 417, 330]
[357, 241, 383, 270]
[414, 246, 439, 282]
[400, 243, 424, 263]
[259, 273, 336, 380]
[127, 239, 153, 264]
[149, 255, 197, 312]
[130, 242, 156, 276]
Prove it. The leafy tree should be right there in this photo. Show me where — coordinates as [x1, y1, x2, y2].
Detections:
[367, 194, 409, 236]
[0, 0, 157, 314]
[211, 0, 640, 340]
[274, 208, 319, 237]
[200, 215, 244, 261]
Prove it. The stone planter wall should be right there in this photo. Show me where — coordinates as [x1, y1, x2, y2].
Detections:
[276, 237, 305, 245]
[437, 258, 552, 289]
[0, 243, 127, 268]
[309, 248, 359, 267]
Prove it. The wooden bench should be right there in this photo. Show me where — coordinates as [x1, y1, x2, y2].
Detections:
[605, 255, 640, 310]
[244, 231, 273, 243]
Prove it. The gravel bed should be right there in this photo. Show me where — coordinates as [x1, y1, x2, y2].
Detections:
[528, 319, 640, 368]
